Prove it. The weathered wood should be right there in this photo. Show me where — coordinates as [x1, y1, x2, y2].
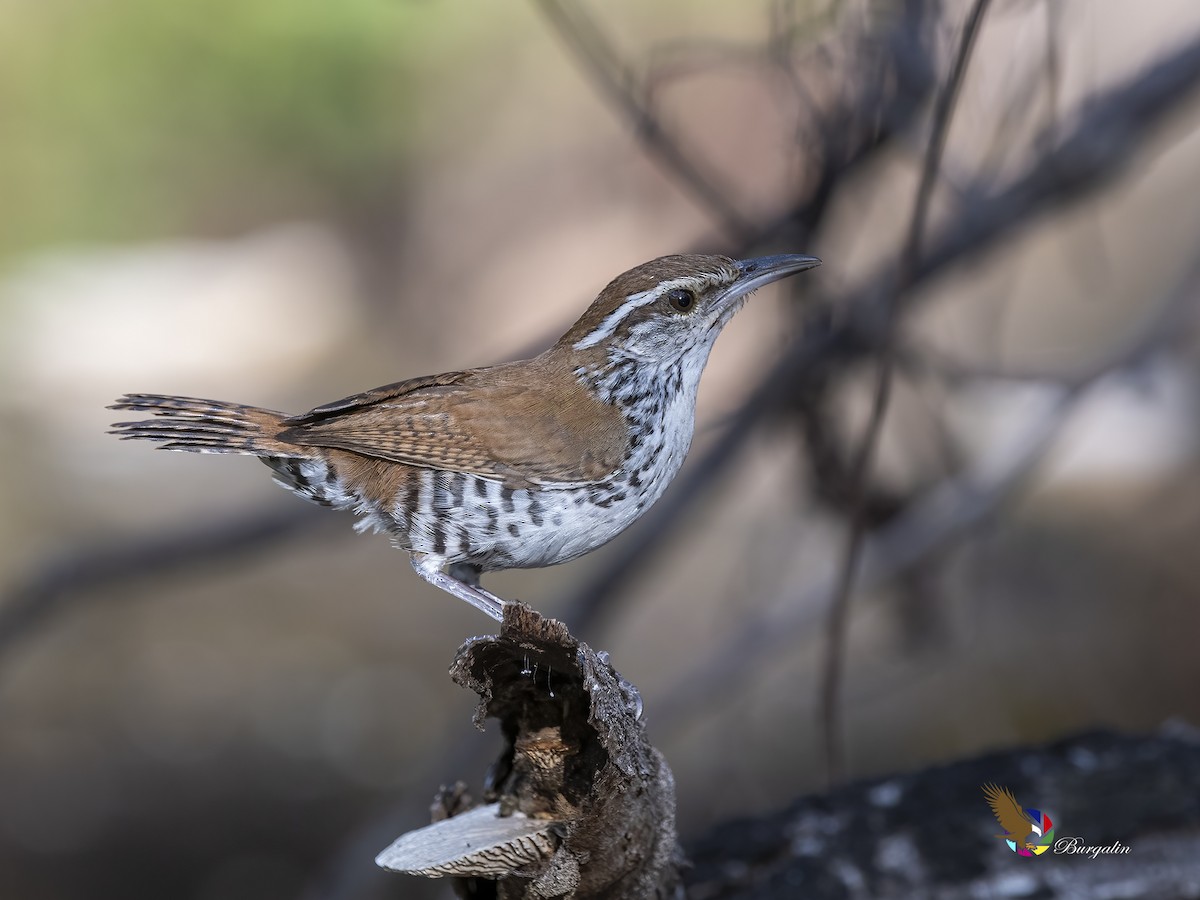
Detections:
[376, 602, 682, 899]
[375, 802, 558, 879]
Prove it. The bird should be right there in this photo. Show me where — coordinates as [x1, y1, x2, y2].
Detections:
[981, 783, 1038, 852]
[110, 252, 820, 621]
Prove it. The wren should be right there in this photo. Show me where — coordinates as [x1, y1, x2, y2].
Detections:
[111, 253, 820, 619]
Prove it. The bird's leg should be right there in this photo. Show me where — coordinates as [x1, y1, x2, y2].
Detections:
[449, 562, 512, 612]
[411, 554, 505, 621]
[447, 562, 484, 587]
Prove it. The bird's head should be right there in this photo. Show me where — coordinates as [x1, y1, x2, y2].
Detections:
[558, 253, 821, 371]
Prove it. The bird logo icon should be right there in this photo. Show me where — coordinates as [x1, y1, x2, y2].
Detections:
[981, 783, 1055, 856]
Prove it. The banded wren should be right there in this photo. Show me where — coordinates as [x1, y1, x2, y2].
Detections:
[111, 253, 819, 620]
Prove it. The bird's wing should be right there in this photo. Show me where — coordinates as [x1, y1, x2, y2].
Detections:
[981, 784, 1034, 837]
[287, 371, 477, 421]
[279, 364, 629, 486]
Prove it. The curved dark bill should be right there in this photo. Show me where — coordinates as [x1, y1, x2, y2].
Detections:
[733, 254, 822, 294]
[709, 253, 821, 326]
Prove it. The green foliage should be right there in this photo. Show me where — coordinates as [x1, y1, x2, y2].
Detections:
[0, 0, 442, 259]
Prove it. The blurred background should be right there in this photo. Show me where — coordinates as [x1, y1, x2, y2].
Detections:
[3, 1, 1200, 898]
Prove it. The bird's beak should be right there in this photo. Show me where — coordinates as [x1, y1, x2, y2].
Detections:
[711, 253, 821, 326]
[733, 253, 822, 294]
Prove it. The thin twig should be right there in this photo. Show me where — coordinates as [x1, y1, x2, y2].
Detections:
[819, 0, 993, 787]
[1041, 0, 1064, 143]
[533, 0, 758, 242]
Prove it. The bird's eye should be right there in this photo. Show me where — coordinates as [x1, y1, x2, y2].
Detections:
[665, 288, 695, 313]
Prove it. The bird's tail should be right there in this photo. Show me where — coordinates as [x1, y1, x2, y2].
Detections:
[109, 393, 294, 456]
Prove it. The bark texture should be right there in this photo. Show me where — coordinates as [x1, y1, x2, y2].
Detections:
[376, 602, 682, 899]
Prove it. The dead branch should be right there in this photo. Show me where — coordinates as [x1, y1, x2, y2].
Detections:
[375, 604, 681, 899]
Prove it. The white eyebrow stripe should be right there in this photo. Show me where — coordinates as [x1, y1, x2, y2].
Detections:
[572, 289, 657, 350]
[572, 273, 728, 351]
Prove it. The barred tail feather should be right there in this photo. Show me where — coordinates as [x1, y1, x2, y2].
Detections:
[108, 394, 292, 456]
